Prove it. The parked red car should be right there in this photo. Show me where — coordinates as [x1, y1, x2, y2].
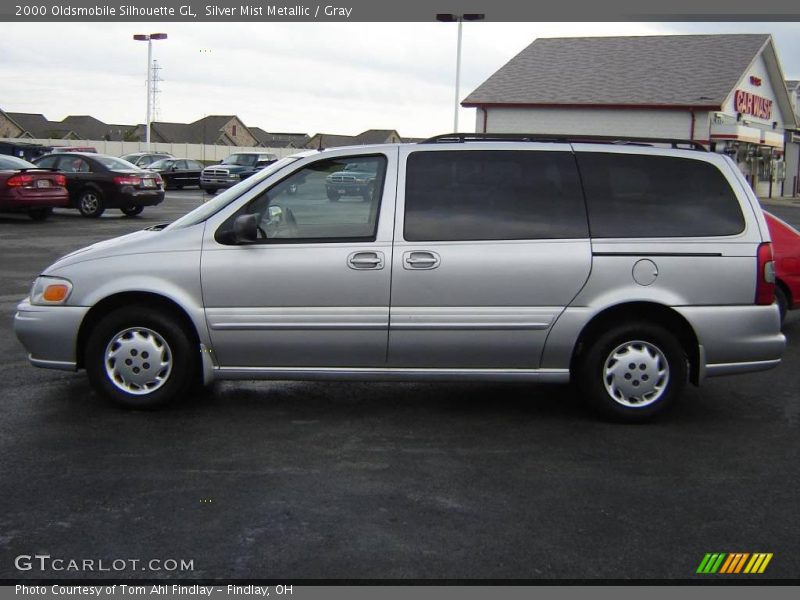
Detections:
[764, 211, 800, 323]
[0, 155, 69, 220]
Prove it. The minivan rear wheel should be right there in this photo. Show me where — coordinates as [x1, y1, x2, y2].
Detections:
[577, 321, 687, 422]
[84, 306, 199, 409]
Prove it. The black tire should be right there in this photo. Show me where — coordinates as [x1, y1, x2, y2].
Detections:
[28, 208, 52, 221]
[84, 305, 200, 409]
[327, 188, 341, 202]
[775, 286, 788, 325]
[121, 206, 144, 217]
[77, 189, 105, 218]
[576, 321, 687, 422]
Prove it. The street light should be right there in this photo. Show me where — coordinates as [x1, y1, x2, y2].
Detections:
[436, 13, 484, 132]
[133, 32, 168, 151]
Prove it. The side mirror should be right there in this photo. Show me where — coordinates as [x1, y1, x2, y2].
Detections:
[232, 213, 258, 243]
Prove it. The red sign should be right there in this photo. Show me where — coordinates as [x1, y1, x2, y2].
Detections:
[734, 90, 773, 120]
[749, 76, 762, 86]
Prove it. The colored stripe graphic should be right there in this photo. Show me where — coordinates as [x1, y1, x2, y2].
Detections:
[719, 554, 735, 573]
[696, 554, 714, 573]
[759, 554, 774, 573]
[699, 553, 773, 574]
[697, 553, 727, 573]
[720, 553, 750, 574]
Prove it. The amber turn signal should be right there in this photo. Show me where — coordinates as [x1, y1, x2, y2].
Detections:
[42, 284, 69, 303]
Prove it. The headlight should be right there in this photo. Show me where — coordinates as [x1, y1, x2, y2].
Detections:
[30, 276, 73, 305]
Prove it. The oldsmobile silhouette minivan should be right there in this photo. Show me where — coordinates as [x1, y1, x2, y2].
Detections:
[14, 134, 786, 420]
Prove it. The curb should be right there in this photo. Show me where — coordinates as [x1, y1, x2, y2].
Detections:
[759, 197, 800, 206]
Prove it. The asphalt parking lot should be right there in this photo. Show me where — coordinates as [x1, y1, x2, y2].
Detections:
[0, 191, 798, 581]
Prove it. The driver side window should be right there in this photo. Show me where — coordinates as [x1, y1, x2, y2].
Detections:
[234, 154, 387, 242]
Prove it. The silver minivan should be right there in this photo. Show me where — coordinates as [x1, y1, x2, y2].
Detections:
[14, 137, 786, 420]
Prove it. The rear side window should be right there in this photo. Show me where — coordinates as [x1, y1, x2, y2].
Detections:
[35, 155, 59, 169]
[577, 153, 745, 238]
[404, 150, 588, 241]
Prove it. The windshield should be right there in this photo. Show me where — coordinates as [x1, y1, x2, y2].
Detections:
[97, 155, 139, 170]
[165, 157, 300, 230]
[221, 154, 259, 167]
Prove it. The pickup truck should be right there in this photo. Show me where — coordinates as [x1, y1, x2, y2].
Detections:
[200, 152, 278, 194]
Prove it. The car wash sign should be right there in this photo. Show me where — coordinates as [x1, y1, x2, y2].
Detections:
[734, 89, 773, 120]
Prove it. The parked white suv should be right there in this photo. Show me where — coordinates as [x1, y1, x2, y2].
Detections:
[14, 135, 785, 420]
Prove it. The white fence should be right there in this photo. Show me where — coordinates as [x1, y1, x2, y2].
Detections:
[1, 138, 300, 163]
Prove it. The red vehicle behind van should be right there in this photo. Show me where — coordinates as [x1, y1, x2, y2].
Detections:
[764, 211, 800, 323]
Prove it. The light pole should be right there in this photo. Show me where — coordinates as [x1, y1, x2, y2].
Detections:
[436, 13, 484, 132]
[133, 32, 167, 151]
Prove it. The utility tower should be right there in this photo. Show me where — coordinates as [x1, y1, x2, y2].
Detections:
[151, 59, 163, 122]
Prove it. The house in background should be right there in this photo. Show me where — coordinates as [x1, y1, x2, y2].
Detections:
[144, 121, 192, 144]
[143, 115, 258, 146]
[0, 110, 25, 139]
[1, 109, 423, 155]
[305, 129, 403, 149]
[4, 112, 81, 139]
[250, 128, 310, 148]
[60, 115, 137, 141]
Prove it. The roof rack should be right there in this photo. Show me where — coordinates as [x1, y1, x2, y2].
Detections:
[420, 133, 708, 152]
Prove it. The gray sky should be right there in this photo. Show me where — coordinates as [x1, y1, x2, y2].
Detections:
[1, 21, 799, 138]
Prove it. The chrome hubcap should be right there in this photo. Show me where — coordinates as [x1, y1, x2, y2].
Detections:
[81, 194, 98, 212]
[104, 327, 172, 395]
[603, 340, 669, 407]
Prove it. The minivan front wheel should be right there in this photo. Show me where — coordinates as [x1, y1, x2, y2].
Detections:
[577, 322, 687, 421]
[85, 306, 199, 409]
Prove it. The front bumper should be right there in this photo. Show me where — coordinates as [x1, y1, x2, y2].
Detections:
[326, 183, 371, 196]
[109, 188, 165, 208]
[14, 299, 90, 370]
[200, 177, 238, 191]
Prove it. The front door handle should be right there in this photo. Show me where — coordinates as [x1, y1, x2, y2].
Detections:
[403, 251, 441, 270]
[348, 251, 384, 270]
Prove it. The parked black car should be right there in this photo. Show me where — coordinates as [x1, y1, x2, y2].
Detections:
[33, 153, 164, 218]
[120, 152, 174, 168]
[147, 158, 205, 189]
